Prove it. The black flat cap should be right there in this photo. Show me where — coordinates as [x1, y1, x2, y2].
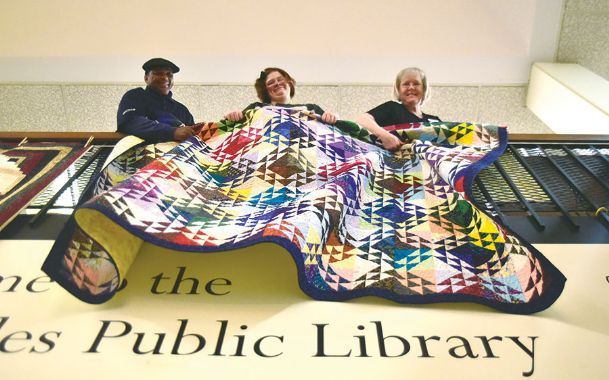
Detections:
[142, 58, 180, 73]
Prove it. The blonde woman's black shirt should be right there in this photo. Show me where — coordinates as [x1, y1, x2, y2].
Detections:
[367, 101, 440, 127]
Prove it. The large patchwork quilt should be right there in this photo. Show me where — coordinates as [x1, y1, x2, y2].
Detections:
[42, 107, 565, 314]
[0, 141, 88, 231]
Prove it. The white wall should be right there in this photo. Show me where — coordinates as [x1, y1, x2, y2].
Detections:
[0, 0, 563, 84]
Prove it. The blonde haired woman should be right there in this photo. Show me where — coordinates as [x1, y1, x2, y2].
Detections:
[356, 67, 440, 150]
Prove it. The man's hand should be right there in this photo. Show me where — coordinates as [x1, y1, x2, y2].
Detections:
[173, 125, 196, 142]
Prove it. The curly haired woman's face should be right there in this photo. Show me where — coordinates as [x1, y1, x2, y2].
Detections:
[265, 71, 291, 104]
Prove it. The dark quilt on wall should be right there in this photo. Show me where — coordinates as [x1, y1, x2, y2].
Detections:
[0, 141, 88, 231]
[42, 107, 566, 314]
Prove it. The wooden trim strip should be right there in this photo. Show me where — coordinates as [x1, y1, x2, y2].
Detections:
[1, 131, 608, 143]
[509, 133, 609, 142]
[0, 132, 125, 142]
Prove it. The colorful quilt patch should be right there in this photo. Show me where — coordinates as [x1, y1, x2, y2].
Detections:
[43, 107, 565, 313]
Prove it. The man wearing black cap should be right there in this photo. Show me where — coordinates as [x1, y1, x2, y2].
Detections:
[117, 58, 196, 143]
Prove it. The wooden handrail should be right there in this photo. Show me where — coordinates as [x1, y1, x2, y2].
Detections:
[0, 132, 125, 142]
[509, 133, 609, 142]
[1, 131, 609, 143]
